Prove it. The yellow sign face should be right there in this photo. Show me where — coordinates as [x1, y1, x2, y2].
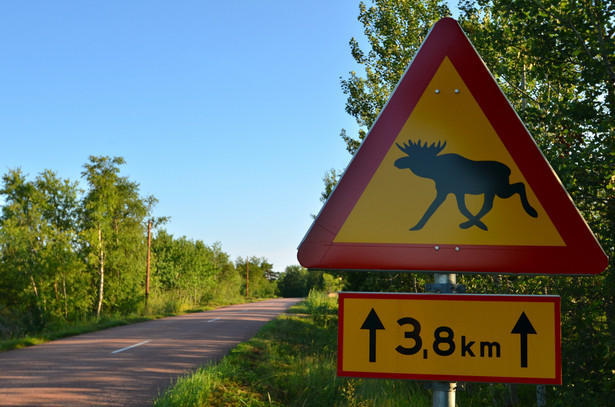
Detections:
[334, 57, 564, 246]
[338, 292, 561, 384]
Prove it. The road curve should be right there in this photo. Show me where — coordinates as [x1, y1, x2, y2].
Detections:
[0, 298, 302, 406]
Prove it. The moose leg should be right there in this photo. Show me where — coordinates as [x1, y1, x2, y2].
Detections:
[410, 191, 448, 231]
[456, 193, 489, 231]
[497, 183, 538, 218]
[468, 193, 495, 229]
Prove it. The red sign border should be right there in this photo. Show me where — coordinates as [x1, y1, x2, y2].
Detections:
[337, 292, 562, 384]
[297, 18, 607, 275]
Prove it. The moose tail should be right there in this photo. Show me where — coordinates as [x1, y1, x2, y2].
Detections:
[500, 182, 538, 218]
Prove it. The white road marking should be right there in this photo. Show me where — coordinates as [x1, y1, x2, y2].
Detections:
[206, 318, 220, 322]
[112, 340, 151, 354]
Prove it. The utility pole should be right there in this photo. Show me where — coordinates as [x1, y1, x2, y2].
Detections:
[245, 257, 250, 298]
[145, 219, 152, 308]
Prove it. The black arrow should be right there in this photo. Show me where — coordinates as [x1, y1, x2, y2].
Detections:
[361, 308, 385, 363]
[511, 311, 537, 368]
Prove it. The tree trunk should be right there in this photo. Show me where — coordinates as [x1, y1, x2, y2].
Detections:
[62, 273, 68, 318]
[29, 275, 40, 308]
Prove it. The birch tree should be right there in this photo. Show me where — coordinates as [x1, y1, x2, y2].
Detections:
[81, 156, 155, 317]
[0, 169, 85, 330]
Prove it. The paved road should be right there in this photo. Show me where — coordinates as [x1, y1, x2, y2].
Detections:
[0, 298, 302, 406]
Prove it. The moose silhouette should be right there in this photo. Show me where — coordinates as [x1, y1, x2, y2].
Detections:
[394, 139, 538, 231]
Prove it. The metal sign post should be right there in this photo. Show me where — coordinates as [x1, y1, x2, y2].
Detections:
[432, 381, 456, 407]
[429, 273, 458, 407]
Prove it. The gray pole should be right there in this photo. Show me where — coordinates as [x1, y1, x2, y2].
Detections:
[432, 381, 456, 407]
[430, 272, 457, 407]
[145, 220, 151, 308]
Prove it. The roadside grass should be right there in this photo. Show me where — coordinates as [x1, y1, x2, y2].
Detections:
[0, 314, 153, 351]
[0, 293, 244, 352]
[154, 292, 540, 406]
[154, 291, 431, 407]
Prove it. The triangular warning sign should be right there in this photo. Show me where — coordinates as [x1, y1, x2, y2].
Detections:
[298, 18, 607, 275]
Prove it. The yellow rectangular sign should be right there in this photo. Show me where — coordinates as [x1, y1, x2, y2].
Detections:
[338, 292, 561, 384]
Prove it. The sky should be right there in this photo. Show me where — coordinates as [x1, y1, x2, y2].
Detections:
[0, 1, 368, 272]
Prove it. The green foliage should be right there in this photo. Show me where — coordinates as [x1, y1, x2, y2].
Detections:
[341, 270, 429, 293]
[277, 265, 310, 297]
[321, 168, 342, 204]
[340, 0, 451, 154]
[277, 266, 345, 298]
[322, 1, 615, 404]
[81, 156, 155, 317]
[151, 230, 242, 307]
[0, 157, 269, 342]
[322, 272, 345, 293]
[457, 1, 615, 403]
[235, 256, 277, 298]
[0, 169, 88, 333]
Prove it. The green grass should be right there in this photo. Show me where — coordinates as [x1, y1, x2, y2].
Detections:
[0, 294, 244, 352]
[154, 291, 430, 407]
[0, 314, 152, 351]
[153, 292, 544, 406]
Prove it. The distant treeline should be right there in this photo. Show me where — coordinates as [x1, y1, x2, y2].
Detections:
[0, 156, 317, 339]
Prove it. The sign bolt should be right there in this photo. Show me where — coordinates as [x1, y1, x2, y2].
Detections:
[455, 247, 460, 252]
[435, 245, 440, 251]
[455, 89, 460, 94]
[435, 89, 440, 94]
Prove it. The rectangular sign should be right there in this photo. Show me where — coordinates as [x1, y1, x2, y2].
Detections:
[338, 292, 561, 384]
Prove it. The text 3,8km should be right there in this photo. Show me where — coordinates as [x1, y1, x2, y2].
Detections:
[351, 297, 555, 381]
[396, 317, 501, 359]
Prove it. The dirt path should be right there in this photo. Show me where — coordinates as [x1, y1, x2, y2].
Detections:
[0, 298, 302, 406]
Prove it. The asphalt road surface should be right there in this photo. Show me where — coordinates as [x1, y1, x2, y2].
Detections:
[0, 298, 302, 406]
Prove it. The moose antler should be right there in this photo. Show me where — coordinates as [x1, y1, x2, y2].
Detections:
[427, 140, 447, 155]
[396, 141, 414, 154]
[396, 139, 447, 156]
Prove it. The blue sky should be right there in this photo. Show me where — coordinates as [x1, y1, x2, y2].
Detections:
[0, 1, 367, 272]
